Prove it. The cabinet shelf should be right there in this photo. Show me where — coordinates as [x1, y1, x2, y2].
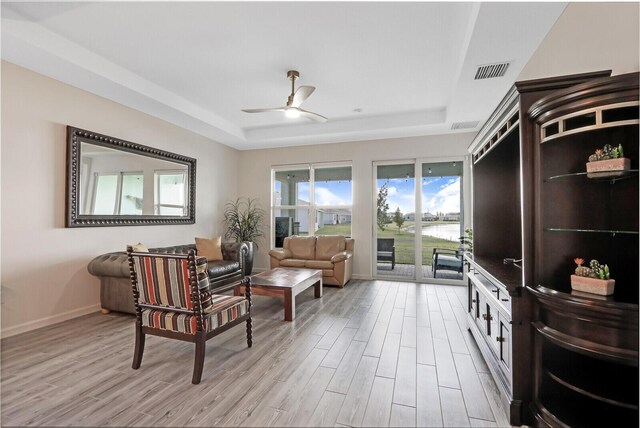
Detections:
[544, 227, 639, 235]
[546, 369, 638, 410]
[545, 169, 638, 183]
[535, 376, 638, 428]
[531, 283, 639, 307]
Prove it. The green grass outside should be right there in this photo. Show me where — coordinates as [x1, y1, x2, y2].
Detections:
[315, 222, 460, 265]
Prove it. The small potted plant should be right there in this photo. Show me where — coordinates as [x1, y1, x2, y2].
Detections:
[571, 258, 615, 296]
[586, 143, 630, 178]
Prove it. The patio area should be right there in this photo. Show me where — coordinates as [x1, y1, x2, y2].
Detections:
[376, 262, 464, 281]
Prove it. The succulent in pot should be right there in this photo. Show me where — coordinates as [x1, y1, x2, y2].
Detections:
[586, 143, 630, 178]
[571, 258, 615, 296]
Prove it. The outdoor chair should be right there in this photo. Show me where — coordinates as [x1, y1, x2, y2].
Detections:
[127, 247, 252, 384]
[432, 247, 464, 278]
[377, 238, 396, 270]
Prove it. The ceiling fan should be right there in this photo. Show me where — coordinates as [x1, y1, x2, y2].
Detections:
[242, 70, 328, 123]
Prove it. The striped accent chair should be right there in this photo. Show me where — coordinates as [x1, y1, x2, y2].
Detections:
[127, 246, 252, 384]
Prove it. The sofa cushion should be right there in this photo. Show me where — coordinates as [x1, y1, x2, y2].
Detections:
[316, 236, 346, 260]
[195, 236, 223, 261]
[280, 259, 307, 268]
[305, 260, 334, 269]
[207, 260, 240, 278]
[286, 236, 316, 260]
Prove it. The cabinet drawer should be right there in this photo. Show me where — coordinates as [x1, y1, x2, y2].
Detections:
[468, 269, 511, 316]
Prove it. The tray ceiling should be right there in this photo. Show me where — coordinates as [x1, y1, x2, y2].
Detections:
[1, 2, 567, 149]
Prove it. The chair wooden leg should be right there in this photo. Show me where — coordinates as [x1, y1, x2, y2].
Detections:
[192, 332, 206, 384]
[132, 323, 145, 369]
[246, 317, 253, 348]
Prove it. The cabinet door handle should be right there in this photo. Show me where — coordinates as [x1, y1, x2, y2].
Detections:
[496, 336, 505, 343]
[482, 314, 493, 321]
[472, 299, 477, 303]
[501, 298, 509, 302]
[491, 289, 498, 293]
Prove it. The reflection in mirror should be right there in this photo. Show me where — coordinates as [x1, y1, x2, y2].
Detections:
[79, 142, 188, 216]
[66, 126, 196, 227]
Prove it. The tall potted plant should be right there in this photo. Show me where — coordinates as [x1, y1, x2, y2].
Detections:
[223, 197, 265, 275]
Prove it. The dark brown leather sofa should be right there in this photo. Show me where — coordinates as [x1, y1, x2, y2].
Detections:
[88, 242, 248, 314]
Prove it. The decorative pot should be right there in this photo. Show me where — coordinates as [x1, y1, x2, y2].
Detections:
[586, 158, 630, 178]
[570, 275, 615, 296]
[243, 241, 254, 276]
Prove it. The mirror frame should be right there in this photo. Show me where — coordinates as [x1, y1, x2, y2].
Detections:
[66, 126, 196, 227]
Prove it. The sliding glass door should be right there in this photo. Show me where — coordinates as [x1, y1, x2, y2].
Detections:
[420, 161, 464, 281]
[374, 158, 464, 283]
[374, 162, 416, 279]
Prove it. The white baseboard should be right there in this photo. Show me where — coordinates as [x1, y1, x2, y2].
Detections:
[1, 303, 101, 338]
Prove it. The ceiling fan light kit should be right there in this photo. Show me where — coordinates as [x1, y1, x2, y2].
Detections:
[284, 108, 301, 118]
[242, 70, 328, 123]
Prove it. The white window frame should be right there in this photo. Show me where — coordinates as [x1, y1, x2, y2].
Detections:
[271, 161, 353, 249]
[154, 169, 188, 216]
[91, 171, 143, 215]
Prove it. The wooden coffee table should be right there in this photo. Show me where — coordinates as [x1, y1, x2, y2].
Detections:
[235, 268, 323, 321]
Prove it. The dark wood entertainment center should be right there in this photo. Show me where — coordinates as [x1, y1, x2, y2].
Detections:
[466, 71, 639, 426]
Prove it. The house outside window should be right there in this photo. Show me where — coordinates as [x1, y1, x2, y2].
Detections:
[272, 163, 352, 248]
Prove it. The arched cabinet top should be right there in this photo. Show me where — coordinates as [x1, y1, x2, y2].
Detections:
[528, 72, 639, 125]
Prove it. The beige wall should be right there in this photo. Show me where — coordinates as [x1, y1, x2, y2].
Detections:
[1, 62, 239, 337]
[238, 134, 475, 278]
[519, 2, 640, 80]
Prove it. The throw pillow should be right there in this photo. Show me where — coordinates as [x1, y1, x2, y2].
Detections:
[131, 242, 149, 252]
[195, 236, 223, 261]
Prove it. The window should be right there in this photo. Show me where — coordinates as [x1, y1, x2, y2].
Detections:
[272, 163, 352, 247]
[154, 170, 187, 215]
[91, 172, 143, 215]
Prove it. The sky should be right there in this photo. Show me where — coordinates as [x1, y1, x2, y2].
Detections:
[274, 175, 460, 214]
[379, 176, 461, 215]
[275, 180, 352, 206]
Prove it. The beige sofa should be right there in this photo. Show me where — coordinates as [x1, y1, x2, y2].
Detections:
[268, 235, 354, 287]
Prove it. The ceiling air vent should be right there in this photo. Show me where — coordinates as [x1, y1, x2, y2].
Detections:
[474, 62, 510, 80]
[451, 121, 479, 130]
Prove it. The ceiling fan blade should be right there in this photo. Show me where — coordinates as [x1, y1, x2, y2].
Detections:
[241, 107, 286, 113]
[299, 108, 328, 123]
[291, 86, 316, 107]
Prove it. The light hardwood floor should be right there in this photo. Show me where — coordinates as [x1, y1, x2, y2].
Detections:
[1, 280, 510, 427]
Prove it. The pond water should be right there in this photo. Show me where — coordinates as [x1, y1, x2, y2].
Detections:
[421, 223, 461, 241]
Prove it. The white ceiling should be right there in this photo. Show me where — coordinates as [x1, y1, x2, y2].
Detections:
[1, 2, 567, 150]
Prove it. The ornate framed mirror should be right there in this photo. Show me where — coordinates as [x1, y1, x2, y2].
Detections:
[66, 126, 196, 227]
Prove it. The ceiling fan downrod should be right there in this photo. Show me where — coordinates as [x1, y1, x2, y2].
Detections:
[287, 70, 299, 106]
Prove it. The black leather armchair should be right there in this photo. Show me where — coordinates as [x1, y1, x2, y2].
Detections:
[88, 242, 248, 314]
